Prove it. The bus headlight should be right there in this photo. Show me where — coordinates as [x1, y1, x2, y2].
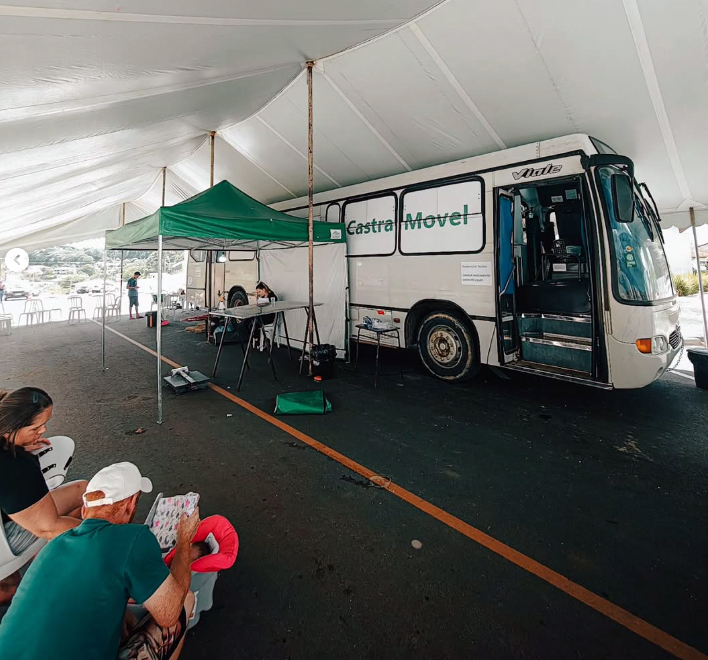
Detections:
[636, 336, 668, 355]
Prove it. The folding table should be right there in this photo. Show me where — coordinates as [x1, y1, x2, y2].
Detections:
[209, 301, 321, 390]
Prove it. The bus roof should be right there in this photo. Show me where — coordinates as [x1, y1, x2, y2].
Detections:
[274, 133, 599, 211]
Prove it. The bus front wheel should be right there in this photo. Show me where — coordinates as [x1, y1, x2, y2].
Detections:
[417, 311, 480, 381]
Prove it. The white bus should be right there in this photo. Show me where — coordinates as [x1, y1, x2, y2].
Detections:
[191, 134, 682, 389]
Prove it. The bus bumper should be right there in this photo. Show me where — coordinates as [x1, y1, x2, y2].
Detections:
[607, 334, 682, 389]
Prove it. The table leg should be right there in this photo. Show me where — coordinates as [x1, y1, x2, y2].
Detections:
[299, 309, 310, 376]
[375, 332, 381, 388]
[313, 308, 321, 345]
[397, 330, 404, 384]
[211, 318, 229, 378]
[240, 340, 250, 370]
[267, 316, 279, 381]
[236, 317, 258, 391]
[282, 313, 293, 361]
[354, 327, 361, 372]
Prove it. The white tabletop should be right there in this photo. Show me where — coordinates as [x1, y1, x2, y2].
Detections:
[208, 301, 321, 319]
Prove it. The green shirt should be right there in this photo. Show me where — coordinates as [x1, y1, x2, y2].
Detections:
[0, 519, 169, 660]
[127, 278, 138, 297]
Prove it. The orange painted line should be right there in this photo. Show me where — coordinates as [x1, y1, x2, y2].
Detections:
[99, 322, 707, 660]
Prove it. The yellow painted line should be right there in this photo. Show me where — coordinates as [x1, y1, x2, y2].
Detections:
[98, 321, 707, 660]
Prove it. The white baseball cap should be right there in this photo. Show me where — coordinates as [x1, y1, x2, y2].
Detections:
[83, 462, 153, 508]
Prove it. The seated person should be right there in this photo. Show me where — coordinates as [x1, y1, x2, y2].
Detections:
[254, 281, 278, 347]
[0, 388, 87, 598]
[0, 462, 198, 660]
[255, 281, 277, 306]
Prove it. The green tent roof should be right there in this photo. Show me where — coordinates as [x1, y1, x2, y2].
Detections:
[105, 180, 345, 250]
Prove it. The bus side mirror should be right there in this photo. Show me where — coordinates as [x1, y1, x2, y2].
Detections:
[612, 173, 635, 223]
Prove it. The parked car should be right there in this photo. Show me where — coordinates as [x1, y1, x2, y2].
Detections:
[75, 285, 90, 294]
[4, 288, 29, 300]
[90, 283, 117, 294]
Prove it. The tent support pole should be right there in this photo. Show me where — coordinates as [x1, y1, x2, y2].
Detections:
[118, 250, 124, 317]
[157, 234, 164, 424]
[690, 207, 708, 347]
[162, 167, 167, 205]
[209, 131, 216, 188]
[206, 251, 212, 311]
[307, 61, 315, 374]
[119, 204, 126, 317]
[101, 248, 107, 371]
[204, 134, 216, 315]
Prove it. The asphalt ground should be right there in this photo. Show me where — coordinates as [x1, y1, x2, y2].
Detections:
[0, 317, 706, 660]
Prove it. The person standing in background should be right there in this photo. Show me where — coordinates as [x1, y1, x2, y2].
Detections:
[127, 271, 142, 320]
[0, 280, 5, 305]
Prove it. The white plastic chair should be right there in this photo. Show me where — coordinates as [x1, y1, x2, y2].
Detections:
[0, 314, 11, 336]
[29, 300, 57, 324]
[165, 294, 181, 319]
[258, 312, 283, 352]
[40, 297, 62, 322]
[90, 294, 102, 320]
[92, 293, 118, 321]
[0, 524, 46, 581]
[68, 296, 86, 324]
[18, 300, 41, 326]
[108, 294, 121, 319]
[33, 300, 50, 324]
[150, 293, 168, 311]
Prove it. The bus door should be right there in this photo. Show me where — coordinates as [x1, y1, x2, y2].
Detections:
[502, 177, 596, 379]
[496, 190, 519, 360]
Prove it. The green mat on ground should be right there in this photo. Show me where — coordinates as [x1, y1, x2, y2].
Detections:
[275, 390, 332, 415]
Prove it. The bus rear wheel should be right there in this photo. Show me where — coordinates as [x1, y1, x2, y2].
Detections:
[227, 287, 248, 307]
[417, 311, 479, 381]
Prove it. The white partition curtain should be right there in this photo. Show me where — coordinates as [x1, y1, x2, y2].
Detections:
[260, 243, 348, 357]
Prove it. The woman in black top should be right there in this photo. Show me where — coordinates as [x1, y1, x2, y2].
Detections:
[255, 281, 278, 322]
[0, 388, 87, 559]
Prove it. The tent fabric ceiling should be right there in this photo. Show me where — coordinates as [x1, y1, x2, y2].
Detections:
[1, 0, 707, 253]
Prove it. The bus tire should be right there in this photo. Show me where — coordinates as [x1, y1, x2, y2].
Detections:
[227, 288, 248, 308]
[417, 311, 480, 382]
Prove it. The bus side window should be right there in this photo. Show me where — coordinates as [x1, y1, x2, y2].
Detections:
[326, 203, 340, 223]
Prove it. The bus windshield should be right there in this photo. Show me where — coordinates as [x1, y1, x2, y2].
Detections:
[597, 166, 674, 303]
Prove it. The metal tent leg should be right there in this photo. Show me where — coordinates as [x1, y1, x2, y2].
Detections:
[102, 249, 107, 371]
[691, 207, 708, 347]
[157, 235, 163, 424]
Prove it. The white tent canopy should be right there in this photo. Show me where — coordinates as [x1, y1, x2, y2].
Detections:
[1, 0, 708, 253]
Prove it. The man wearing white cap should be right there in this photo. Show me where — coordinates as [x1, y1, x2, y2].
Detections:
[0, 462, 199, 660]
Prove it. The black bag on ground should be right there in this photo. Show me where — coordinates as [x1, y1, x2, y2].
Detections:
[147, 311, 157, 328]
[311, 344, 337, 379]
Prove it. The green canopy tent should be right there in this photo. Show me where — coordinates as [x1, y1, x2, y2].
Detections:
[103, 180, 347, 423]
[105, 180, 344, 251]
